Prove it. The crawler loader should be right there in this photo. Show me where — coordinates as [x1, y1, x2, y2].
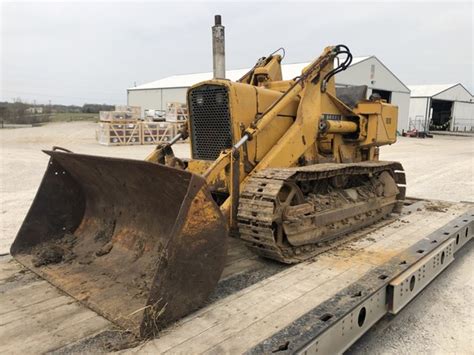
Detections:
[10, 17, 405, 338]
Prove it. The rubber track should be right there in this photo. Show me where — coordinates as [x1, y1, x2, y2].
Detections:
[237, 161, 406, 263]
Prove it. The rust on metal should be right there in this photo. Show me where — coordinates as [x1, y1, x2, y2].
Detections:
[10, 150, 228, 337]
[238, 161, 406, 263]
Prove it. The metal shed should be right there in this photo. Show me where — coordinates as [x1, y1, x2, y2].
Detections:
[408, 84, 474, 132]
[127, 56, 411, 130]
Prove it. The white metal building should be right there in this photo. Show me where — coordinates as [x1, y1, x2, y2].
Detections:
[407, 84, 474, 132]
[128, 56, 411, 130]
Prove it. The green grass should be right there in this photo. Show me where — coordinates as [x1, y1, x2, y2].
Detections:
[49, 112, 98, 122]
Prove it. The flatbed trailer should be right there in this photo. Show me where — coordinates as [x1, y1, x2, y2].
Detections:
[1, 198, 472, 354]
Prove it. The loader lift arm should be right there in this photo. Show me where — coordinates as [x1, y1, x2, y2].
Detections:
[155, 45, 357, 226]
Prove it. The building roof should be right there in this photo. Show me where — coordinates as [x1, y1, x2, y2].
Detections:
[128, 56, 371, 91]
[407, 84, 460, 97]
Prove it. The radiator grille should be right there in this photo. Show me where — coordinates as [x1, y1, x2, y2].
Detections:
[189, 85, 232, 160]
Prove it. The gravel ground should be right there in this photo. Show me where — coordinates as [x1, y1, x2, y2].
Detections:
[0, 121, 473, 353]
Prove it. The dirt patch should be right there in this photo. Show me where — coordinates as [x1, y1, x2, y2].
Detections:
[94, 220, 116, 244]
[425, 201, 452, 213]
[33, 245, 64, 267]
[77, 252, 94, 265]
[209, 259, 286, 303]
[32, 232, 77, 267]
[0, 264, 40, 293]
[3, 269, 34, 283]
[96, 241, 113, 257]
[49, 328, 141, 354]
[133, 237, 146, 260]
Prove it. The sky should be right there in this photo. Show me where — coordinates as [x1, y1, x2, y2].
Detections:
[1, 0, 472, 106]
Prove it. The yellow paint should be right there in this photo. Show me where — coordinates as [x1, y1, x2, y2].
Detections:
[155, 46, 399, 222]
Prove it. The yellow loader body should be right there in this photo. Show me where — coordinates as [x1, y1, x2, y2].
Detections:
[11, 45, 404, 337]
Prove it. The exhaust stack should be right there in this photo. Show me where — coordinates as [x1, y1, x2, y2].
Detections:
[212, 15, 225, 79]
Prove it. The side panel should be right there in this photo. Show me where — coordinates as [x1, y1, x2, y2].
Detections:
[246, 86, 298, 163]
[408, 97, 429, 131]
[355, 102, 397, 146]
[378, 104, 398, 143]
[187, 80, 298, 165]
[452, 101, 474, 131]
[391, 92, 410, 132]
[255, 67, 343, 169]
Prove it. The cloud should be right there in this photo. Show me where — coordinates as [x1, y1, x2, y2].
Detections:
[1, 1, 472, 105]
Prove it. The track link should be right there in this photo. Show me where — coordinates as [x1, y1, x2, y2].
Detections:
[237, 161, 406, 263]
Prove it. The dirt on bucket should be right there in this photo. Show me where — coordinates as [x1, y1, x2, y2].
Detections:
[32, 232, 78, 267]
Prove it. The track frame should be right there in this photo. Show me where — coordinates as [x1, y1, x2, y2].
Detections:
[238, 161, 406, 263]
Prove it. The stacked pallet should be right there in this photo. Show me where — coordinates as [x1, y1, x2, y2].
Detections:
[142, 102, 188, 144]
[166, 102, 188, 122]
[97, 121, 141, 146]
[97, 104, 187, 146]
[97, 105, 141, 146]
[96, 106, 141, 145]
[97, 121, 184, 146]
[141, 121, 181, 144]
[115, 105, 141, 118]
[144, 109, 166, 121]
[99, 105, 141, 122]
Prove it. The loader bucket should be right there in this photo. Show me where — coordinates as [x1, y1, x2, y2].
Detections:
[10, 150, 228, 337]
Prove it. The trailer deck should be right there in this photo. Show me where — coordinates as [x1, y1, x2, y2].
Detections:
[1, 198, 472, 354]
